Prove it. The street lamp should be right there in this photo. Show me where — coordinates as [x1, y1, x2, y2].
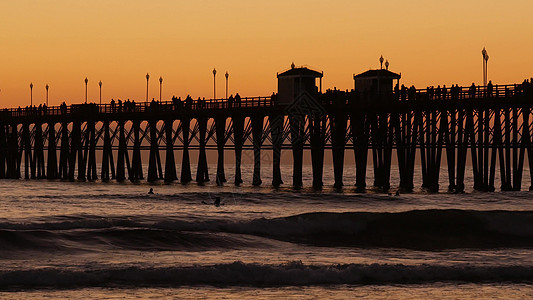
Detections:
[484, 54, 489, 86]
[482, 47, 489, 86]
[84, 77, 88, 103]
[45, 84, 49, 106]
[159, 76, 163, 103]
[30, 82, 33, 106]
[213, 68, 217, 99]
[99, 81, 102, 105]
[30, 82, 33, 107]
[225, 71, 229, 99]
[146, 73, 150, 102]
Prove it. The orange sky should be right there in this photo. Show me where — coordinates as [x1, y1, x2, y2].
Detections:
[1, 0, 532, 108]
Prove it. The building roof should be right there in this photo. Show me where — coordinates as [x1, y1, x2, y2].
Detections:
[277, 66, 323, 78]
[353, 69, 401, 80]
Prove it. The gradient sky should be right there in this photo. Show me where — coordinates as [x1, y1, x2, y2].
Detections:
[1, 0, 532, 107]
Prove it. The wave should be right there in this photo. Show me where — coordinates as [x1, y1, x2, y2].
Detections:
[2, 210, 533, 251]
[236, 210, 533, 249]
[0, 228, 263, 253]
[1, 261, 533, 288]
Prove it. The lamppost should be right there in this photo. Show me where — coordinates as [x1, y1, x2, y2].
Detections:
[225, 71, 229, 99]
[482, 48, 489, 86]
[45, 84, 49, 106]
[99, 81, 102, 105]
[213, 68, 217, 99]
[146, 73, 150, 102]
[30, 82, 33, 106]
[84, 77, 88, 103]
[159, 76, 163, 103]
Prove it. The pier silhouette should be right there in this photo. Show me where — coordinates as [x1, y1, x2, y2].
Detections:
[2, 66, 533, 192]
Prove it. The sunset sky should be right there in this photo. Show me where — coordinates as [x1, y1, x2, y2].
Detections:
[1, 0, 532, 107]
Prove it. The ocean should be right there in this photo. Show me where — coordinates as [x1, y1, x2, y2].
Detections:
[1, 164, 533, 299]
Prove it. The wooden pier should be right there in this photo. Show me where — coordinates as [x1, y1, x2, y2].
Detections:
[1, 82, 533, 192]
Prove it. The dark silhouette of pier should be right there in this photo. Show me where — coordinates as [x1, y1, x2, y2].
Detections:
[2, 72, 533, 192]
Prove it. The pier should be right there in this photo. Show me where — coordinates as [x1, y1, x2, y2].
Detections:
[2, 67, 533, 192]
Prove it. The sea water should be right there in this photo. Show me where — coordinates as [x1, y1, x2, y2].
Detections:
[0, 164, 533, 299]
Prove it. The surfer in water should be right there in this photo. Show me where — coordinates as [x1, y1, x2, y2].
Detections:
[202, 196, 223, 207]
[148, 188, 154, 194]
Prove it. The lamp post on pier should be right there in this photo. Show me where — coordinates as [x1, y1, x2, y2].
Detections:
[45, 84, 49, 106]
[482, 48, 489, 86]
[84, 77, 88, 103]
[99, 81, 102, 105]
[30, 82, 33, 106]
[159, 76, 163, 103]
[146, 73, 150, 102]
[213, 68, 217, 99]
[225, 71, 229, 99]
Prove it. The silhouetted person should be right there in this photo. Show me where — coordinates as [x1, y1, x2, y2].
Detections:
[408, 85, 416, 101]
[271, 92, 277, 105]
[235, 93, 241, 107]
[148, 188, 154, 194]
[487, 80, 494, 97]
[469, 83, 477, 99]
[228, 94, 234, 108]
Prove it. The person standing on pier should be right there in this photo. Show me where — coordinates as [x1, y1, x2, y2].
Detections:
[228, 94, 234, 108]
[469, 83, 477, 99]
[487, 80, 494, 97]
[235, 93, 241, 107]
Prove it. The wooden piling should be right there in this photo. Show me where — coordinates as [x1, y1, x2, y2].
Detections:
[233, 116, 244, 186]
[331, 113, 347, 189]
[164, 119, 177, 183]
[47, 123, 58, 179]
[270, 114, 284, 187]
[196, 117, 209, 183]
[251, 115, 264, 186]
[180, 118, 192, 184]
[215, 117, 227, 185]
[310, 114, 325, 189]
[289, 114, 304, 188]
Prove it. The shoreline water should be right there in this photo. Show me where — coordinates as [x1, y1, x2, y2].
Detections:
[0, 164, 532, 298]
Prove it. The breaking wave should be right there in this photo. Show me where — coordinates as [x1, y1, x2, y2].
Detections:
[1, 261, 533, 288]
[2, 209, 533, 251]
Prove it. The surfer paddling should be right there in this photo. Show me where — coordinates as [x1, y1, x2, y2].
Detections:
[202, 196, 224, 207]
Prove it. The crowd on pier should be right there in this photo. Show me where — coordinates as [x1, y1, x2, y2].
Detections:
[4, 78, 533, 118]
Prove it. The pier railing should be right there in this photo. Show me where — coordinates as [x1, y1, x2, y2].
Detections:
[2, 83, 532, 119]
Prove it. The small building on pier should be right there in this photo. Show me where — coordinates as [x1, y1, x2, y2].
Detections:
[277, 63, 323, 105]
[353, 68, 401, 93]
